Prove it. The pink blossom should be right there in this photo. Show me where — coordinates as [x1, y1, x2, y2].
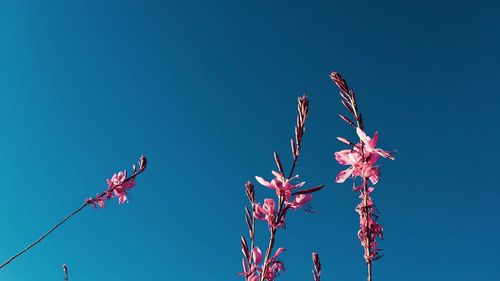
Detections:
[254, 199, 280, 227]
[335, 147, 379, 184]
[86, 170, 137, 208]
[288, 194, 312, 209]
[356, 128, 394, 160]
[252, 247, 262, 265]
[261, 248, 286, 281]
[335, 129, 392, 185]
[241, 247, 262, 280]
[241, 247, 286, 281]
[107, 171, 136, 204]
[95, 197, 105, 208]
[255, 171, 305, 201]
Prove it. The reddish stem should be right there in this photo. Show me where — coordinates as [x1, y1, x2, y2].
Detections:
[362, 180, 373, 281]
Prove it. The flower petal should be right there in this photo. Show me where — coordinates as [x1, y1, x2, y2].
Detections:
[273, 247, 286, 259]
[290, 194, 312, 209]
[252, 247, 262, 265]
[336, 167, 354, 183]
[253, 204, 267, 220]
[371, 131, 379, 147]
[255, 176, 273, 188]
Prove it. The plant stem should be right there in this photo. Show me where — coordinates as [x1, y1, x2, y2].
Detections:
[288, 156, 298, 179]
[0, 168, 145, 270]
[368, 261, 372, 281]
[362, 180, 372, 281]
[259, 194, 285, 281]
[0, 202, 89, 269]
[260, 227, 277, 281]
[250, 206, 256, 255]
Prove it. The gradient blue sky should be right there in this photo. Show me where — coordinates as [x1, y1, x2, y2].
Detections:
[1, 1, 498, 280]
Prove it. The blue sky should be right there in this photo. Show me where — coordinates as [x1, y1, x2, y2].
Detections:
[0, 0, 498, 280]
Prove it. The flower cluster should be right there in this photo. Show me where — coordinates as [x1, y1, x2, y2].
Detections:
[335, 128, 393, 186]
[355, 186, 383, 262]
[254, 172, 314, 228]
[256, 171, 305, 201]
[331, 71, 394, 266]
[0, 155, 148, 271]
[86, 155, 147, 208]
[241, 244, 286, 281]
[240, 96, 324, 281]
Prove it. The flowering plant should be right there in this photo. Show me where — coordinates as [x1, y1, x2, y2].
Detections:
[0, 155, 147, 270]
[240, 95, 324, 281]
[331, 71, 395, 281]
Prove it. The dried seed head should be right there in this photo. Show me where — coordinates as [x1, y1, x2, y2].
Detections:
[330, 71, 350, 94]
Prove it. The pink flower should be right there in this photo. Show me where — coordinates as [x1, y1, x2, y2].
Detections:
[254, 199, 279, 227]
[252, 247, 262, 265]
[95, 197, 105, 208]
[107, 171, 136, 204]
[288, 194, 312, 209]
[261, 248, 286, 281]
[86, 170, 137, 208]
[242, 247, 286, 281]
[255, 171, 305, 201]
[335, 148, 379, 184]
[335, 129, 392, 185]
[241, 247, 262, 280]
[86, 196, 106, 208]
[356, 128, 394, 160]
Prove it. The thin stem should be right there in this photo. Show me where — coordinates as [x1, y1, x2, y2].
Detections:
[288, 156, 298, 180]
[250, 206, 256, 254]
[362, 181, 373, 281]
[259, 194, 285, 281]
[368, 261, 372, 281]
[260, 227, 277, 281]
[0, 167, 145, 270]
[0, 202, 88, 269]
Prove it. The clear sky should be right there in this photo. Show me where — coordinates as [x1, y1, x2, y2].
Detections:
[0, 1, 498, 280]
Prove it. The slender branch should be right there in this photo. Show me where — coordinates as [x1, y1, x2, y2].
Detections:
[368, 261, 372, 281]
[260, 226, 277, 281]
[259, 194, 283, 281]
[243, 181, 256, 280]
[288, 158, 298, 180]
[0, 203, 88, 269]
[362, 180, 373, 281]
[250, 207, 256, 257]
[0, 157, 146, 270]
